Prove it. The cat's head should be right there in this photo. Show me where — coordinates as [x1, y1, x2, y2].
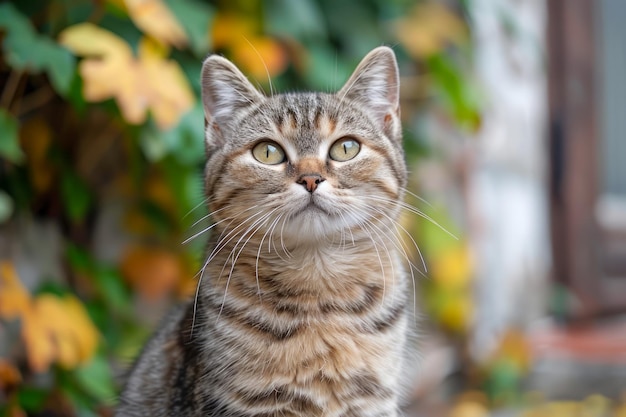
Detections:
[201, 47, 406, 244]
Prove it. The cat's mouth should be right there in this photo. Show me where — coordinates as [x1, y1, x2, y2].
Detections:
[302, 200, 331, 216]
[297, 195, 333, 217]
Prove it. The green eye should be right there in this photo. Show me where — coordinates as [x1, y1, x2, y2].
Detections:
[329, 138, 360, 162]
[252, 141, 286, 165]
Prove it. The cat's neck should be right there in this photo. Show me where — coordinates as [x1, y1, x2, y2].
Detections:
[204, 227, 404, 296]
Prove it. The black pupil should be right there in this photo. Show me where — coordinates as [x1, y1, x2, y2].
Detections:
[266, 144, 273, 159]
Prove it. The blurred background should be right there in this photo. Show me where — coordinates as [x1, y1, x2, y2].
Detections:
[0, 0, 625, 416]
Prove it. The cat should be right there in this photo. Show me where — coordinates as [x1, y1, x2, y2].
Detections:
[116, 46, 414, 417]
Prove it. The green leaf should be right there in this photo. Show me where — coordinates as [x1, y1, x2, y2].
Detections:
[305, 44, 352, 91]
[165, 0, 214, 56]
[60, 169, 92, 222]
[265, 0, 326, 39]
[66, 245, 130, 313]
[0, 2, 75, 95]
[141, 105, 205, 165]
[0, 109, 23, 163]
[74, 355, 117, 406]
[66, 243, 94, 272]
[139, 128, 168, 162]
[93, 267, 130, 313]
[162, 104, 205, 165]
[0, 189, 14, 223]
[426, 53, 482, 131]
[17, 387, 49, 412]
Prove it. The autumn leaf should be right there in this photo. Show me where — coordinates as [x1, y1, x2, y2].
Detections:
[0, 359, 21, 391]
[21, 294, 100, 372]
[231, 37, 288, 81]
[0, 262, 30, 319]
[19, 118, 55, 194]
[124, 0, 188, 48]
[438, 294, 473, 333]
[138, 37, 196, 129]
[212, 14, 256, 50]
[490, 329, 532, 373]
[212, 13, 288, 79]
[449, 400, 490, 417]
[395, 2, 467, 58]
[430, 243, 473, 289]
[121, 246, 186, 300]
[0, 262, 99, 373]
[59, 23, 194, 129]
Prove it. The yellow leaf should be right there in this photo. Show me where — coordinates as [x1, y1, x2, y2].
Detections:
[449, 401, 490, 417]
[430, 243, 473, 289]
[22, 295, 99, 372]
[396, 2, 467, 58]
[21, 308, 56, 373]
[438, 294, 473, 333]
[139, 37, 195, 129]
[124, 0, 187, 48]
[211, 14, 256, 50]
[0, 262, 30, 320]
[0, 264, 98, 372]
[59, 24, 194, 129]
[489, 329, 532, 373]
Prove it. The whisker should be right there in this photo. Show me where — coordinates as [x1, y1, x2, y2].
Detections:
[361, 195, 458, 240]
[182, 197, 209, 220]
[243, 36, 274, 97]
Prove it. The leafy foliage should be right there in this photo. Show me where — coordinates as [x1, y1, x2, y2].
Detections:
[0, 0, 482, 415]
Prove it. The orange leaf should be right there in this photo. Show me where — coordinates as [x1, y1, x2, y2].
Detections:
[0, 262, 30, 320]
[211, 13, 288, 79]
[19, 118, 55, 194]
[121, 246, 185, 300]
[232, 37, 288, 80]
[0, 359, 21, 391]
[490, 329, 532, 373]
[125, 0, 188, 48]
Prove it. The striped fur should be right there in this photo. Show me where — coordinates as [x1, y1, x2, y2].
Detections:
[117, 47, 412, 417]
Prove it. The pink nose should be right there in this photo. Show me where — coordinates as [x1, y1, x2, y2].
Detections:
[297, 174, 325, 193]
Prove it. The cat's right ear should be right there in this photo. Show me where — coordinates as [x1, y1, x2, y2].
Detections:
[201, 55, 264, 140]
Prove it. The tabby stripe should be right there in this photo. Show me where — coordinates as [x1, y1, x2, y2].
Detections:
[169, 305, 203, 412]
[364, 303, 406, 333]
[231, 386, 322, 414]
[286, 107, 299, 129]
[367, 142, 405, 188]
[212, 299, 303, 341]
[319, 284, 383, 314]
[350, 373, 394, 400]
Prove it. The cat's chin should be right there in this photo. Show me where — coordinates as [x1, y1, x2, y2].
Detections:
[279, 206, 341, 243]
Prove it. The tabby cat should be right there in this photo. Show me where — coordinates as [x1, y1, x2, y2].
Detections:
[117, 46, 413, 417]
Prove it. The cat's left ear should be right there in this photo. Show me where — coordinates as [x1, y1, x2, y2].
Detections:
[201, 55, 264, 140]
[338, 46, 400, 137]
